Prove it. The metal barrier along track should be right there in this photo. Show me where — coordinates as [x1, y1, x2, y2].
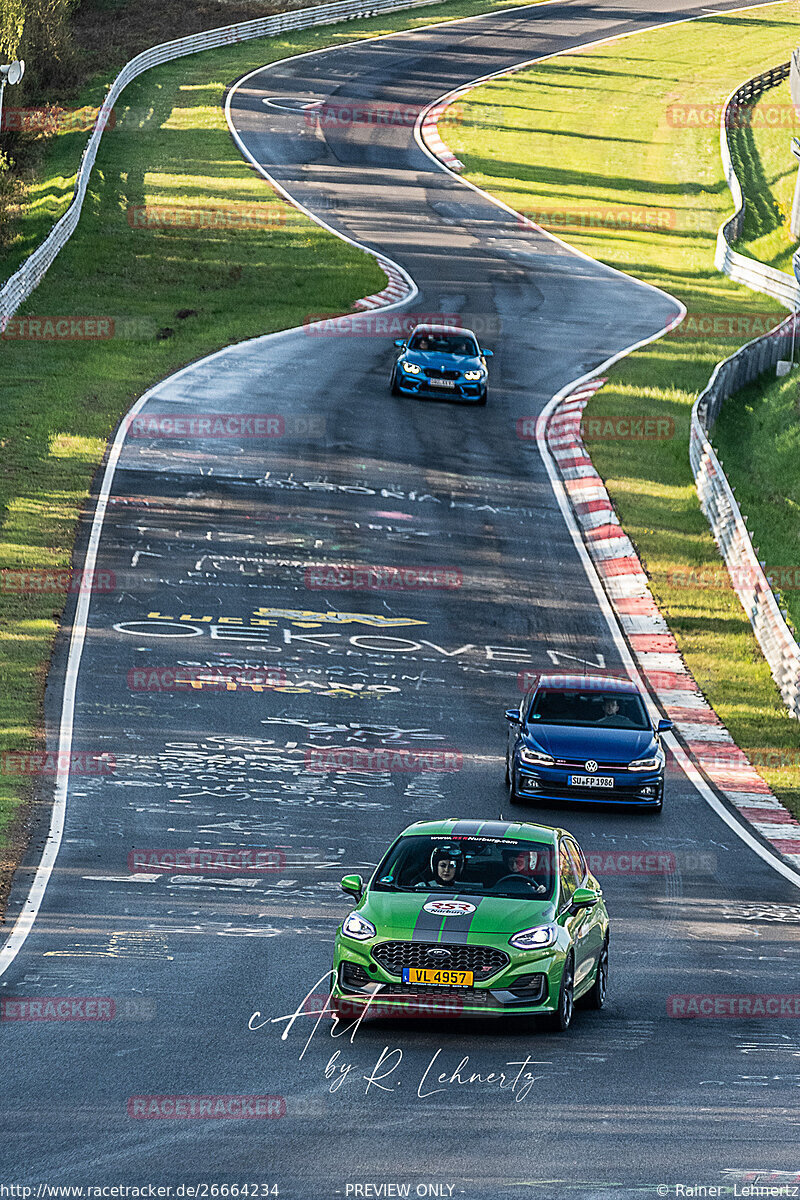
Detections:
[691, 310, 800, 719]
[687, 66, 800, 719]
[0, 0, 440, 327]
[715, 62, 800, 308]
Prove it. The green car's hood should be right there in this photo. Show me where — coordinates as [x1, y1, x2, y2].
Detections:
[360, 889, 556, 939]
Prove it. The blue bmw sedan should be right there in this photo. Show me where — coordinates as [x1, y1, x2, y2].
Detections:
[390, 323, 492, 405]
[505, 674, 672, 811]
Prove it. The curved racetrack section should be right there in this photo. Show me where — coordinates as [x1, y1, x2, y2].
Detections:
[3, 0, 800, 1194]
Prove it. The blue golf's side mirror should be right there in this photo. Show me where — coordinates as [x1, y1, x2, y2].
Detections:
[505, 708, 521, 724]
[657, 719, 673, 733]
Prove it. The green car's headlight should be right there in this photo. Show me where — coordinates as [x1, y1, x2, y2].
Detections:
[628, 752, 663, 771]
[400, 361, 421, 375]
[510, 924, 558, 951]
[519, 746, 555, 767]
[463, 369, 484, 381]
[341, 912, 376, 941]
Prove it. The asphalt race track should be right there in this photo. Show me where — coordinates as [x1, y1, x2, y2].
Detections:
[3, 0, 800, 1194]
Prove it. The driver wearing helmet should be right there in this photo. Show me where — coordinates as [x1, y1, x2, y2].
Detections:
[430, 845, 463, 887]
[500, 846, 548, 894]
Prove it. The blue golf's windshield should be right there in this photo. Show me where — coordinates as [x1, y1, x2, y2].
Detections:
[529, 688, 650, 730]
[372, 835, 556, 900]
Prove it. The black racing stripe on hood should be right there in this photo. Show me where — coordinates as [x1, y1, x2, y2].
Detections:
[436, 897, 485, 945]
[448, 820, 484, 837]
[410, 894, 482, 943]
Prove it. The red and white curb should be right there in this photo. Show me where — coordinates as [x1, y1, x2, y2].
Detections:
[547, 381, 800, 869]
[354, 256, 414, 309]
[420, 100, 464, 172]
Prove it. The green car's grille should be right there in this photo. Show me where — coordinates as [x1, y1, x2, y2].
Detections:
[377, 983, 493, 1007]
[372, 941, 509, 979]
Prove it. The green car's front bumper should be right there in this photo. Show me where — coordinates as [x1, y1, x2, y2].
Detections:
[331, 936, 568, 1019]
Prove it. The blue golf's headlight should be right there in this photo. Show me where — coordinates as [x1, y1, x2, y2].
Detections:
[400, 360, 421, 375]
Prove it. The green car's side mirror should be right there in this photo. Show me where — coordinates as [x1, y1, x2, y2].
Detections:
[393, 338, 406, 349]
[341, 873, 364, 899]
[571, 887, 600, 910]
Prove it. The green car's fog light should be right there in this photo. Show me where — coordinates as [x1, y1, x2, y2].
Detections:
[509, 923, 557, 950]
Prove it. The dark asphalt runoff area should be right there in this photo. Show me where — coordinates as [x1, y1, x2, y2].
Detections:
[2, 0, 800, 1196]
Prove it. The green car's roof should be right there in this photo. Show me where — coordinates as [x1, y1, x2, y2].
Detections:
[399, 818, 559, 845]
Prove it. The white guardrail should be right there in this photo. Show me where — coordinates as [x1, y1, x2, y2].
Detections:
[0, 0, 440, 326]
[692, 64, 800, 718]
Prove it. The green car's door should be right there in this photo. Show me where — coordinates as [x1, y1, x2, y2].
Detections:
[558, 839, 597, 989]
[564, 836, 604, 976]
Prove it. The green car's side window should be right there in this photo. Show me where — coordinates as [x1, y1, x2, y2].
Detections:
[564, 839, 587, 886]
[559, 842, 579, 907]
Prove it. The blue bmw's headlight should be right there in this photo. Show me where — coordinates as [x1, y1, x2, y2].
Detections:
[400, 361, 421, 375]
[510, 924, 557, 951]
[463, 369, 484, 381]
[341, 912, 376, 941]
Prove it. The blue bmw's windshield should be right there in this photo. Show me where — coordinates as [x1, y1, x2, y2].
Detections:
[408, 333, 479, 356]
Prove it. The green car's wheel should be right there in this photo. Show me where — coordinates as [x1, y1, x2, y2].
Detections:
[585, 936, 609, 1010]
[547, 953, 575, 1032]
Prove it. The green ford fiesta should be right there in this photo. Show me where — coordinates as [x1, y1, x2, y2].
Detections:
[331, 818, 610, 1030]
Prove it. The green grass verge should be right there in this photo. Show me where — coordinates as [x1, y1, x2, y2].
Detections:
[448, 4, 800, 817]
[729, 76, 798, 273]
[0, 0, 542, 888]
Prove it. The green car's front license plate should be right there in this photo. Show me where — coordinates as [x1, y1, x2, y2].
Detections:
[569, 775, 614, 788]
[401, 968, 473, 987]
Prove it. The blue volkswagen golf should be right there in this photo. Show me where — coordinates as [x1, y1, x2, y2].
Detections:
[505, 674, 672, 811]
[390, 323, 492, 405]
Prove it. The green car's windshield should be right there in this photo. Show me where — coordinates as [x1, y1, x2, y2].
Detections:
[529, 688, 650, 730]
[372, 835, 556, 900]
